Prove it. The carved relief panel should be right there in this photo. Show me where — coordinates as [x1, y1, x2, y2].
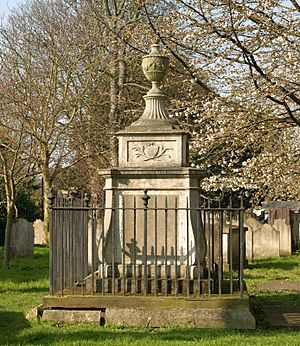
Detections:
[128, 140, 176, 165]
[118, 133, 188, 168]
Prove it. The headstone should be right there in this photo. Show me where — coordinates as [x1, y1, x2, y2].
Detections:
[252, 224, 280, 258]
[10, 218, 34, 258]
[33, 219, 45, 244]
[244, 218, 262, 260]
[221, 224, 247, 270]
[272, 219, 292, 255]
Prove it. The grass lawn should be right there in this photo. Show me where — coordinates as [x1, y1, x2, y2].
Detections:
[0, 246, 299, 345]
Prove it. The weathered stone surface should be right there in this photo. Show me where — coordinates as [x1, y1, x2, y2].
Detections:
[98, 168, 207, 267]
[105, 307, 255, 329]
[118, 132, 188, 168]
[26, 304, 44, 320]
[42, 293, 255, 328]
[43, 309, 102, 324]
[11, 218, 34, 258]
[88, 219, 101, 268]
[272, 219, 292, 256]
[41, 303, 255, 329]
[256, 280, 300, 292]
[211, 223, 247, 270]
[245, 218, 262, 260]
[43, 294, 250, 310]
[246, 215, 293, 258]
[252, 224, 280, 258]
[33, 219, 45, 244]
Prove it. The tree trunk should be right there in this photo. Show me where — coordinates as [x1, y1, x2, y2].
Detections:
[2, 170, 16, 269]
[3, 202, 14, 269]
[42, 171, 51, 244]
[40, 145, 52, 244]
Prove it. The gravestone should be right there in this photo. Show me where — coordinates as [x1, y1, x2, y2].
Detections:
[272, 219, 292, 255]
[252, 224, 280, 258]
[11, 218, 34, 258]
[245, 218, 280, 259]
[33, 219, 45, 244]
[245, 218, 262, 260]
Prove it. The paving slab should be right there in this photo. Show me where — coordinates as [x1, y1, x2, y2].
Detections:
[255, 280, 300, 292]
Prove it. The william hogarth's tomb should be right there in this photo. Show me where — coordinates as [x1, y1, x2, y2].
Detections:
[42, 43, 255, 329]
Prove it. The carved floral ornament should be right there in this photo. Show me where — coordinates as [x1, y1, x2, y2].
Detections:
[131, 143, 173, 161]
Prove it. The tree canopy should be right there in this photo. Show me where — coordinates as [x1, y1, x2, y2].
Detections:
[0, 0, 299, 261]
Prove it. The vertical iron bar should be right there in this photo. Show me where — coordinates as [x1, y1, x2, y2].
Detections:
[122, 195, 126, 295]
[207, 199, 211, 297]
[218, 197, 223, 296]
[133, 196, 137, 295]
[164, 196, 168, 296]
[211, 208, 215, 279]
[60, 197, 64, 296]
[239, 195, 244, 298]
[76, 197, 80, 289]
[154, 196, 158, 296]
[186, 197, 190, 297]
[70, 194, 75, 295]
[101, 197, 105, 296]
[49, 191, 54, 295]
[196, 197, 201, 297]
[229, 195, 233, 295]
[54, 196, 59, 294]
[142, 190, 150, 296]
[81, 196, 84, 295]
[91, 203, 95, 295]
[112, 193, 115, 296]
[66, 197, 69, 291]
[174, 197, 178, 297]
[83, 194, 89, 295]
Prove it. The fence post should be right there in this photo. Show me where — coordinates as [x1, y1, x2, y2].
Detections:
[239, 193, 244, 298]
[142, 190, 150, 295]
[48, 187, 55, 295]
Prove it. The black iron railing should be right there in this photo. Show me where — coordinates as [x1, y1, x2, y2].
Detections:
[49, 190, 246, 298]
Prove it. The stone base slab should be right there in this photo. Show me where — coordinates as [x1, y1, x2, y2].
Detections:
[106, 307, 255, 329]
[42, 295, 256, 329]
[43, 309, 104, 324]
[42, 307, 255, 329]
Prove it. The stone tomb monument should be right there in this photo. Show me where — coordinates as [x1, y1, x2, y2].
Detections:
[42, 43, 255, 329]
[98, 43, 207, 293]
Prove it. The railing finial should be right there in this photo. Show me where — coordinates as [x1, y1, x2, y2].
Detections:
[142, 189, 150, 208]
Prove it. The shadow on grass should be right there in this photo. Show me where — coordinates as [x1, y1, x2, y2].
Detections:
[247, 257, 299, 271]
[251, 293, 300, 304]
[0, 311, 31, 334]
[0, 286, 49, 294]
[0, 246, 49, 285]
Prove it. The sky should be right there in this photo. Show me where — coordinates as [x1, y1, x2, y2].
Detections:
[0, 0, 24, 19]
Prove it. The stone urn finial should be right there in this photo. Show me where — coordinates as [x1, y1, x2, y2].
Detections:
[130, 41, 174, 128]
[142, 43, 169, 86]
